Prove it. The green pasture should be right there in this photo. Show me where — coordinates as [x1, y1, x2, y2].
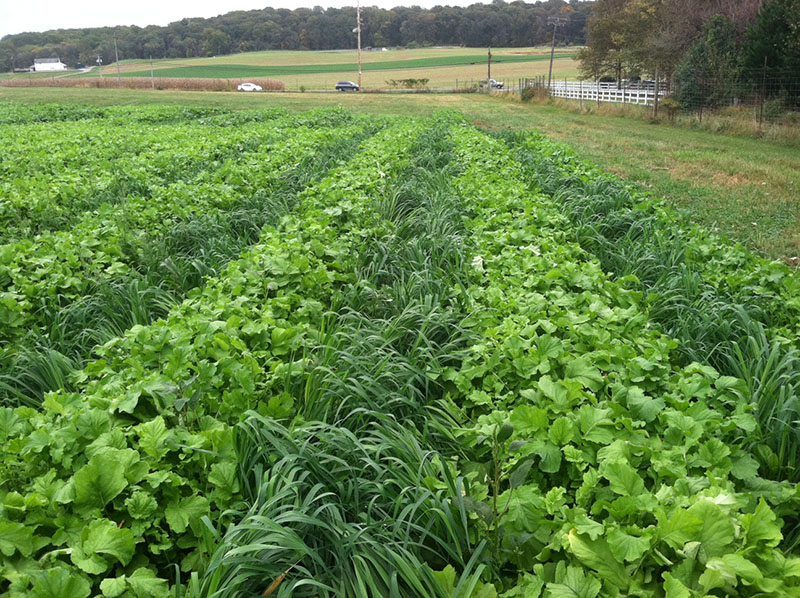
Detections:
[110, 52, 576, 79]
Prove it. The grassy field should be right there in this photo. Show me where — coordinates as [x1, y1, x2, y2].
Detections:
[2, 86, 797, 261]
[87, 46, 579, 89]
[0, 70, 81, 81]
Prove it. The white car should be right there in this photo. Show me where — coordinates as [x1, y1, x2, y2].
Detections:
[237, 82, 263, 92]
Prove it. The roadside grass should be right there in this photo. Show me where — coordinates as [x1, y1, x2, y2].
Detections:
[2, 87, 798, 261]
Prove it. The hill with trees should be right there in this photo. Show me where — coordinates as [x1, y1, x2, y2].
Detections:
[0, 0, 591, 72]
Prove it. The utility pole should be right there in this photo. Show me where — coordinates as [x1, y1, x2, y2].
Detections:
[547, 17, 566, 88]
[114, 33, 121, 87]
[487, 47, 492, 83]
[356, 0, 362, 92]
[150, 55, 155, 90]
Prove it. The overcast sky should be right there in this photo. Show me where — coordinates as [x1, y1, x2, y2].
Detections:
[1, 0, 484, 39]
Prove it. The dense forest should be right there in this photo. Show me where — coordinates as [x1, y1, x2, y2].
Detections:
[0, 0, 591, 72]
[578, 0, 800, 107]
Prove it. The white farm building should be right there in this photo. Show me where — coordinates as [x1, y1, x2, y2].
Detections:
[33, 58, 68, 72]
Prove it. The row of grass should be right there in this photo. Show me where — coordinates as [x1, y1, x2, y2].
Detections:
[110, 53, 576, 79]
[191, 119, 488, 596]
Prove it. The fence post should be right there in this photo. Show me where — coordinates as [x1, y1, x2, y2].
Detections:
[759, 56, 767, 128]
[596, 80, 600, 106]
[653, 67, 659, 118]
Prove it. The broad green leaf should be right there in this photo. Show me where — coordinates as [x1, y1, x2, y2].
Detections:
[209, 461, 240, 501]
[710, 554, 763, 583]
[532, 440, 562, 473]
[546, 565, 601, 598]
[474, 582, 498, 598]
[687, 501, 735, 560]
[567, 530, 629, 589]
[730, 453, 759, 480]
[463, 496, 494, 525]
[603, 462, 645, 496]
[71, 519, 135, 574]
[572, 513, 604, 541]
[99, 568, 169, 598]
[511, 405, 548, 435]
[608, 528, 650, 562]
[534, 335, 562, 361]
[657, 508, 703, 549]
[432, 565, 457, 594]
[128, 568, 170, 598]
[699, 567, 730, 592]
[165, 495, 209, 533]
[31, 567, 91, 598]
[742, 499, 781, 548]
[502, 572, 543, 598]
[565, 358, 604, 392]
[74, 451, 128, 513]
[498, 485, 544, 532]
[548, 417, 575, 446]
[100, 576, 127, 598]
[577, 406, 614, 444]
[136, 416, 170, 459]
[498, 423, 514, 443]
[125, 491, 159, 520]
[0, 520, 33, 557]
[662, 573, 691, 598]
[626, 387, 664, 423]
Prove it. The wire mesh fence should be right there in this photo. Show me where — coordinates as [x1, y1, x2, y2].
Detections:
[520, 67, 800, 124]
[674, 68, 800, 123]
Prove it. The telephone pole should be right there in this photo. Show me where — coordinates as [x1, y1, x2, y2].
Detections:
[487, 47, 492, 82]
[547, 17, 566, 88]
[356, 0, 362, 91]
[113, 33, 121, 87]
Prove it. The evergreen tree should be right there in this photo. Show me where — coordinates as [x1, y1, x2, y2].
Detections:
[674, 14, 740, 110]
[741, 0, 800, 104]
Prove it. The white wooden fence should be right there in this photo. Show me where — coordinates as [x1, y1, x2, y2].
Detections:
[548, 81, 669, 106]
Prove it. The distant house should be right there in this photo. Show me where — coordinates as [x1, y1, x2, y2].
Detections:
[33, 58, 68, 72]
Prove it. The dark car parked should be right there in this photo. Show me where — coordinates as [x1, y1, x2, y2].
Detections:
[335, 81, 360, 91]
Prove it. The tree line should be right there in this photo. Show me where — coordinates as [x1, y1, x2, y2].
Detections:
[578, 0, 800, 109]
[0, 0, 591, 72]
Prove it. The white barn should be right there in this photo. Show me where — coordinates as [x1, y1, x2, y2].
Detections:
[33, 58, 68, 72]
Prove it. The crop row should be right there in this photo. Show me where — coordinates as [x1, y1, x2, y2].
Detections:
[0, 115, 425, 597]
[502, 131, 800, 483]
[0, 113, 383, 405]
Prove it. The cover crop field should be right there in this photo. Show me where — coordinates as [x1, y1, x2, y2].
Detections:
[1, 102, 800, 598]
